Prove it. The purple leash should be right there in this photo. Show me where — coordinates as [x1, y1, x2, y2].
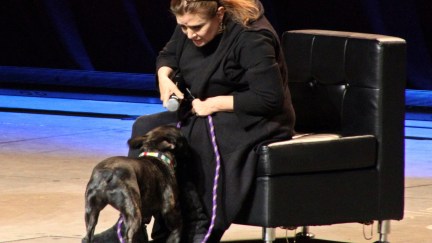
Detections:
[201, 115, 221, 243]
[117, 215, 126, 243]
[177, 116, 221, 243]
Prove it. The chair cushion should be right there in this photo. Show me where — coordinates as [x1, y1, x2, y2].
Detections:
[256, 134, 377, 176]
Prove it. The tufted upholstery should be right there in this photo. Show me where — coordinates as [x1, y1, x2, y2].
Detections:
[234, 30, 406, 240]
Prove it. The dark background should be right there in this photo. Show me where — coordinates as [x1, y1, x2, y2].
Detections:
[1, 0, 431, 93]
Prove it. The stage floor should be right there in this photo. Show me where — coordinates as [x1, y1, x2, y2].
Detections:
[0, 94, 431, 243]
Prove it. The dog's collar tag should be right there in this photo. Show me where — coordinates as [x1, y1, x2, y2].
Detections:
[138, 152, 175, 169]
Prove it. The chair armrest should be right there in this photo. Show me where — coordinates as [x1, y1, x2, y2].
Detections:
[257, 135, 377, 176]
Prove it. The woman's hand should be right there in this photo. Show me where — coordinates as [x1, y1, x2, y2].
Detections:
[192, 96, 234, 116]
[157, 67, 184, 108]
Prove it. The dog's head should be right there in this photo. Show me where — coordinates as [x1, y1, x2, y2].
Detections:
[128, 125, 189, 157]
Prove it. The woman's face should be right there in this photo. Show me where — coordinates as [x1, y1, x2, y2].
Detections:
[176, 8, 224, 47]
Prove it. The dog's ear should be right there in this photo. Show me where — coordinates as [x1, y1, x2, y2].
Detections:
[161, 135, 188, 154]
[128, 136, 147, 149]
[158, 139, 176, 151]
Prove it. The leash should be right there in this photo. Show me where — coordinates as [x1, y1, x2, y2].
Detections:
[201, 115, 221, 243]
[177, 115, 221, 243]
[117, 216, 125, 243]
[117, 116, 221, 243]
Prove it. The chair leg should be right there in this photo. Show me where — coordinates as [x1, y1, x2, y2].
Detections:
[262, 227, 276, 243]
[374, 220, 391, 243]
[296, 226, 315, 239]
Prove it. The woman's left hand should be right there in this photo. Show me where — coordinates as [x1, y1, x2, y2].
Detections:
[191, 96, 234, 116]
[191, 99, 213, 116]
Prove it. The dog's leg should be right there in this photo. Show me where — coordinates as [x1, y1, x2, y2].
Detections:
[123, 214, 142, 243]
[83, 177, 110, 243]
[83, 211, 99, 243]
[118, 185, 144, 243]
[83, 202, 102, 243]
[161, 186, 182, 243]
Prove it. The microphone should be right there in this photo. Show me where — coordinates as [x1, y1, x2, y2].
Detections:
[166, 94, 180, 112]
[165, 71, 188, 112]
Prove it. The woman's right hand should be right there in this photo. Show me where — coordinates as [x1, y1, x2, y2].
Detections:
[157, 67, 184, 108]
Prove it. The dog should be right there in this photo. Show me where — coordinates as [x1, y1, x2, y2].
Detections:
[83, 125, 188, 243]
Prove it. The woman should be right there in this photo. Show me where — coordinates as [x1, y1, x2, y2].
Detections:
[120, 0, 295, 242]
[152, 0, 295, 241]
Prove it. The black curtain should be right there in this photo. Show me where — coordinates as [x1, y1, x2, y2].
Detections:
[1, 0, 431, 89]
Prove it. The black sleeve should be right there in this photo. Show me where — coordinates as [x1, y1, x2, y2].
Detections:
[233, 30, 285, 128]
[156, 26, 184, 71]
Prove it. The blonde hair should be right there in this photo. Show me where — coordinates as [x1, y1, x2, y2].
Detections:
[170, 0, 261, 27]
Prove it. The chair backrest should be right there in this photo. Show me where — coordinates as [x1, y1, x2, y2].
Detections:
[283, 29, 406, 137]
[282, 30, 406, 216]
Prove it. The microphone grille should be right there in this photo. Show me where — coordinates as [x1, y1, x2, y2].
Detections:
[166, 98, 180, 112]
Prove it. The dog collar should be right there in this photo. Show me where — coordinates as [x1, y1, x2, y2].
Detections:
[138, 151, 175, 169]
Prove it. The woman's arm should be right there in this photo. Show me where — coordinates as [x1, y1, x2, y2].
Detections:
[233, 30, 285, 116]
[157, 66, 184, 107]
[191, 30, 283, 118]
[156, 26, 185, 106]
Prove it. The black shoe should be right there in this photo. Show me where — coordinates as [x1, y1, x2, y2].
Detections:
[150, 237, 168, 243]
[82, 223, 118, 243]
[83, 217, 149, 243]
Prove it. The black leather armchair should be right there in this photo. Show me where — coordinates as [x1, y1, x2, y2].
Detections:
[234, 30, 406, 243]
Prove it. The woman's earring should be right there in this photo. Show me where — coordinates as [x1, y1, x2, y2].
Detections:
[218, 21, 225, 34]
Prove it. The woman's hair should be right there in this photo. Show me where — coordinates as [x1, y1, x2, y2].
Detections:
[170, 0, 261, 27]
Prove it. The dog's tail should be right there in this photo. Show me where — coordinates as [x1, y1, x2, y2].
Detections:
[98, 167, 132, 185]
[100, 169, 114, 184]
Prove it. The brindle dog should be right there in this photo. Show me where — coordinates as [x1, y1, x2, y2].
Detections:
[83, 125, 188, 243]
